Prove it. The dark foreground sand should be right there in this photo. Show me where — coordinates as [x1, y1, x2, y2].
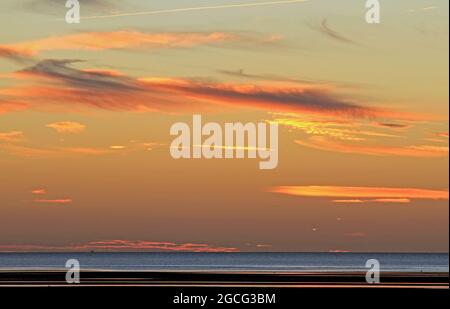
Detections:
[0, 270, 448, 288]
[0, 271, 448, 307]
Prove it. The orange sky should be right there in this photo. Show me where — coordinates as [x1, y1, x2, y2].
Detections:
[0, 0, 448, 252]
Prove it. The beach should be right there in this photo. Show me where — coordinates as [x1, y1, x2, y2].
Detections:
[0, 269, 448, 288]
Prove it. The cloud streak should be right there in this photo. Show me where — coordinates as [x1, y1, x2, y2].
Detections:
[1, 30, 241, 58]
[296, 136, 449, 158]
[0, 240, 239, 252]
[2, 60, 429, 122]
[78, 0, 308, 20]
[268, 185, 449, 200]
[0, 131, 24, 142]
[33, 199, 73, 204]
[46, 121, 86, 134]
[313, 19, 358, 45]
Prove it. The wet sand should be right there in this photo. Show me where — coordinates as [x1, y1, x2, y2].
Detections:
[0, 270, 448, 288]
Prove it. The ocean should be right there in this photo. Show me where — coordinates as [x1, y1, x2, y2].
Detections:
[0, 253, 448, 272]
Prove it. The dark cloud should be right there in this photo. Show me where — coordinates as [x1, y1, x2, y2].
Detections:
[218, 69, 321, 84]
[18, 59, 142, 92]
[151, 79, 380, 118]
[7, 59, 406, 119]
[217, 69, 360, 88]
[313, 18, 359, 45]
[376, 122, 411, 129]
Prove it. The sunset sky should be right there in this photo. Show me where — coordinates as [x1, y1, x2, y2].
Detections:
[0, 0, 448, 253]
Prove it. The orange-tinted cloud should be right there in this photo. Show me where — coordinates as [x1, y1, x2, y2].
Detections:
[46, 121, 86, 134]
[0, 240, 239, 252]
[0, 131, 24, 142]
[2, 59, 431, 121]
[0, 99, 28, 115]
[332, 198, 412, 204]
[296, 136, 449, 158]
[332, 199, 365, 204]
[33, 199, 72, 204]
[269, 185, 449, 200]
[273, 118, 401, 141]
[1, 30, 240, 56]
[0, 139, 163, 158]
[31, 189, 46, 195]
[140, 77, 382, 117]
[0, 46, 32, 62]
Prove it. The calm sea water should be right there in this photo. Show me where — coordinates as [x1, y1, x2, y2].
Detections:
[0, 253, 447, 272]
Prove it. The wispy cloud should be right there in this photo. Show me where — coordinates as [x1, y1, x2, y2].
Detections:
[2, 60, 432, 124]
[46, 121, 86, 134]
[0, 131, 24, 142]
[312, 18, 358, 45]
[0, 139, 163, 158]
[217, 68, 357, 88]
[33, 198, 73, 204]
[1, 30, 244, 57]
[273, 117, 401, 141]
[31, 189, 46, 195]
[268, 185, 449, 200]
[374, 122, 412, 130]
[78, 0, 308, 21]
[0, 47, 32, 62]
[0, 99, 28, 115]
[0, 239, 239, 252]
[332, 198, 412, 204]
[296, 136, 449, 158]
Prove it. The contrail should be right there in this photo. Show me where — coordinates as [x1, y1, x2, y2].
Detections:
[81, 0, 308, 20]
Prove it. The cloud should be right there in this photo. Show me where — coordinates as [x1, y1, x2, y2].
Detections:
[312, 18, 358, 45]
[33, 198, 72, 204]
[0, 47, 32, 62]
[78, 0, 308, 21]
[139, 77, 396, 119]
[31, 189, 46, 195]
[0, 139, 163, 158]
[375, 122, 411, 129]
[16, 59, 143, 92]
[0, 131, 24, 142]
[1, 30, 242, 57]
[296, 136, 449, 158]
[268, 185, 449, 200]
[273, 117, 401, 141]
[0, 239, 239, 252]
[217, 68, 348, 87]
[332, 198, 411, 204]
[2, 59, 428, 121]
[46, 121, 86, 134]
[0, 99, 28, 115]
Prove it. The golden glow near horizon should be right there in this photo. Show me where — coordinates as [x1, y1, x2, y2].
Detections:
[0, 0, 448, 253]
